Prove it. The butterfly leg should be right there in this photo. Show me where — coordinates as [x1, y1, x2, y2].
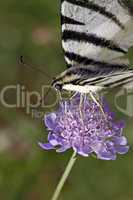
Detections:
[58, 91, 68, 113]
[69, 92, 78, 100]
[89, 92, 107, 120]
[69, 92, 84, 121]
[79, 93, 86, 123]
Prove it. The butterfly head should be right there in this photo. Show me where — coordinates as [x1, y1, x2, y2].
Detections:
[51, 68, 79, 91]
[51, 77, 63, 91]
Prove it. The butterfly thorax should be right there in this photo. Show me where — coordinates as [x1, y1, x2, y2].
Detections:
[52, 63, 128, 92]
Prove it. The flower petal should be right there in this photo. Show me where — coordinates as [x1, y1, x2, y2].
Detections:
[38, 142, 54, 150]
[45, 113, 57, 130]
[113, 136, 128, 146]
[116, 145, 129, 154]
[48, 134, 59, 146]
[56, 145, 71, 153]
[116, 120, 125, 129]
[97, 150, 116, 160]
[78, 151, 89, 157]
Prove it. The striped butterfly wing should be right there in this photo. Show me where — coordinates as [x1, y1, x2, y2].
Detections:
[61, 0, 133, 68]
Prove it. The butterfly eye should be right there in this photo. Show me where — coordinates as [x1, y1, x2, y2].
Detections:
[55, 83, 62, 91]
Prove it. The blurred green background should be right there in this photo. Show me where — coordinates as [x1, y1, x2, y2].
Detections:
[0, 1, 133, 200]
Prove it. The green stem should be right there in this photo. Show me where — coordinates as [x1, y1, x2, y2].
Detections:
[51, 151, 77, 200]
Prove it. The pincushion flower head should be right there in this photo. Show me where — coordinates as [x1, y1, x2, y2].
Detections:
[39, 94, 129, 160]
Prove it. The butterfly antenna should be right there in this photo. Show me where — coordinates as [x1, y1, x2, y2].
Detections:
[19, 56, 54, 106]
[40, 86, 52, 105]
[19, 56, 51, 79]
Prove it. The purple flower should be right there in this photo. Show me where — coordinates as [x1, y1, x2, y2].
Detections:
[39, 94, 129, 160]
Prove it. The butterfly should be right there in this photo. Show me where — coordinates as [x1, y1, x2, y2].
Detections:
[52, 0, 133, 95]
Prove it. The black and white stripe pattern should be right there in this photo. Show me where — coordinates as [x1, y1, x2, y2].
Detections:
[61, 0, 132, 67]
[53, 0, 133, 92]
[62, 30, 126, 54]
[61, 0, 125, 29]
